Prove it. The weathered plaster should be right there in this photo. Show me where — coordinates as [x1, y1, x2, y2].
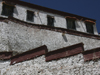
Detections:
[0, 1, 3, 16]
[0, 21, 100, 53]
[0, 2, 98, 35]
[76, 20, 86, 32]
[93, 24, 98, 35]
[0, 1, 100, 75]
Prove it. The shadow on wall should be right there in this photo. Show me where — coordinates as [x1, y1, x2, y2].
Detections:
[75, 21, 80, 28]
[14, 8, 19, 16]
[62, 33, 68, 42]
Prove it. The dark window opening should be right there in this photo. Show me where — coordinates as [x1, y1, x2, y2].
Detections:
[47, 16, 54, 26]
[67, 19, 76, 30]
[86, 23, 94, 34]
[1, 3, 14, 16]
[26, 10, 34, 22]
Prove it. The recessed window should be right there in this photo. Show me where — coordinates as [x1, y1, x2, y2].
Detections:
[26, 10, 34, 22]
[67, 19, 76, 30]
[1, 3, 14, 16]
[86, 23, 94, 34]
[47, 15, 54, 26]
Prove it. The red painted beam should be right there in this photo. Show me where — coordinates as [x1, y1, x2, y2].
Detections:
[0, 52, 13, 60]
[83, 47, 100, 61]
[10, 45, 48, 65]
[83, 52, 94, 61]
[46, 43, 84, 62]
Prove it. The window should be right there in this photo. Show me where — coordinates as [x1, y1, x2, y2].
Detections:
[26, 10, 34, 22]
[86, 23, 94, 34]
[47, 15, 54, 26]
[67, 19, 76, 30]
[1, 3, 14, 16]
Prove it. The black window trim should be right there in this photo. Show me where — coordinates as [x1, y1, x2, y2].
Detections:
[85, 22, 94, 34]
[47, 15, 54, 27]
[1, 3, 14, 16]
[66, 18, 76, 30]
[26, 10, 34, 22]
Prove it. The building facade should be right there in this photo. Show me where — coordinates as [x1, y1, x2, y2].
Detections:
[0, 0, 100, 75]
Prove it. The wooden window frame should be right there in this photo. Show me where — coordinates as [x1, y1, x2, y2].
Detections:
[66, 18, 76, 30]
[1, 3, 14, 16]
[26, 10, 34, 22]
[85, 22, 94, 34]
[47, 15, 54, 27]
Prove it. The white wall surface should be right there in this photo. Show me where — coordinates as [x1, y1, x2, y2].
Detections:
[0, 2, 98, 35]
[0, 1, 2, 16]
[0, 21, 100, 53]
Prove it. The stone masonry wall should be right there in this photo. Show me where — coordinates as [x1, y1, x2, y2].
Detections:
[0, 54, 100, 75]
[0, 1, 100, 75]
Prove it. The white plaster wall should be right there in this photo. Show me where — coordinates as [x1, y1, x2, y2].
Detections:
[76, 20, 98, 35]
[14, 4, 98, 34]
[0, 54, 100, 75]
[0, 60, 10, 69]
[76, 20, 86, 32]
[13, 5, 26, 21]
[93, 24, 98, 35]
[43, 12, 66, 28]
[0, 22, 9, 52]
[54, 16, 66, 28]
[35, 11, 47, 25]
[0, 2, 98, 35]
[14, 5, 67, 28]
[0, 1, 2, 16]
[0, 21, 100, 53]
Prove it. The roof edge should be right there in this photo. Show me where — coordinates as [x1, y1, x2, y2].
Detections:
[3, 0, 96, 22]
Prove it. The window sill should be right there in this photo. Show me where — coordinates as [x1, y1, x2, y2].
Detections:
[67, 28, 76, 31]
[26, 20, 35, 24]
[0, 15, 8, 18]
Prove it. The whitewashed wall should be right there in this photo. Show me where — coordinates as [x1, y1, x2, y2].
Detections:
[0, 21, 100, 53]
[13, 4, 67, 29]
[0, 2, 100, 74]
[76, 20, 86, 32]
[0, 1, 98, 35]
[0, 1, 3, 16]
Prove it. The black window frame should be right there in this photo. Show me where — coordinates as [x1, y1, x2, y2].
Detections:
[66, 18, 76, 30]
[47, 15, 54, 27]
[1, 3, 14, 16]
[26, 10, 34, 22]
[85, 23, 94, 34]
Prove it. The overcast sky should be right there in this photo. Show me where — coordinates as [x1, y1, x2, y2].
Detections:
[21, 0, 100, 33]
